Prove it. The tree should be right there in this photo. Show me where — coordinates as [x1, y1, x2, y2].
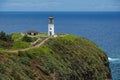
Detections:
[0, 31, 6, 41]
[0, 31, 13, 42]
[0, 31, 13, 48]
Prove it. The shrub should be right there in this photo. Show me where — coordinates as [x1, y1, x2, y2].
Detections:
[22, 35, 32, 42]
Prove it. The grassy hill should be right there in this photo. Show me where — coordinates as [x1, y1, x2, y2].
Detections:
[0, 34, 111, 80]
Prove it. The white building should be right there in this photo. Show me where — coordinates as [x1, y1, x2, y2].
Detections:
[48, 16, 56, 37]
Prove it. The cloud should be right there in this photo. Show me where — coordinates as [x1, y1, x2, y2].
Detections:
[95, 3, 120, 11]
[0, 0, 120, 11]
[0, 1, 61, 10]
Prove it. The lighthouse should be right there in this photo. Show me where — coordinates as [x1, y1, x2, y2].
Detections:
[48, 16, 55, 37]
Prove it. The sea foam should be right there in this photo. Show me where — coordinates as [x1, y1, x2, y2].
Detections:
[108, 57, 120, 62]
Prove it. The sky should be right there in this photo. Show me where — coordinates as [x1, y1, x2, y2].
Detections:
[0, 0, 120, 11]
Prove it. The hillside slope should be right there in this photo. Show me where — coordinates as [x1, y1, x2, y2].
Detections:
[0, 34, 112, 80]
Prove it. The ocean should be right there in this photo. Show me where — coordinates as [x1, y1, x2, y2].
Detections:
[0, 12, 120, 80]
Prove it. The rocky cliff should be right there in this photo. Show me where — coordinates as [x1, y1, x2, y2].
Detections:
[0, 34, 112, 80]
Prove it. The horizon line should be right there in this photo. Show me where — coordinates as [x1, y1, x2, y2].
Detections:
[0, 11, 120, 12]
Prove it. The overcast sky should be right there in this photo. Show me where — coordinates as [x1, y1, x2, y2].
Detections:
[0, 0, 120, 11]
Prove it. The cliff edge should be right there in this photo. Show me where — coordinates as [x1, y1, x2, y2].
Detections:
[0, 34, 112, 80]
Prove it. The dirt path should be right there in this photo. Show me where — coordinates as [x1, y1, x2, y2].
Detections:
[5, 37, 49, 54]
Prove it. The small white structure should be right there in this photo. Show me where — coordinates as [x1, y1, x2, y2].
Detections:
[48, 16, 55, 37]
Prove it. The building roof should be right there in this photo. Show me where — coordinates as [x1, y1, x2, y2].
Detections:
[26, 30, 38, 33]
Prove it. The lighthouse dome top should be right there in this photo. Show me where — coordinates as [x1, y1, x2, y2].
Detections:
[49, 16, 54, 19]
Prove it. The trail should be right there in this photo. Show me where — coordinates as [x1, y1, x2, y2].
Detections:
[5, 37, 49, 54]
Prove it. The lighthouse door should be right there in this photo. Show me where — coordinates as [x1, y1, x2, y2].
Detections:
[49, 32, 52, 36]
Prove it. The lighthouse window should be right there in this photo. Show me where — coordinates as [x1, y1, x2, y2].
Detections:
[50, 28, 52, 30]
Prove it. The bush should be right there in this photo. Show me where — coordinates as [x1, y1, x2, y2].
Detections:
[22, 35, 32, 42]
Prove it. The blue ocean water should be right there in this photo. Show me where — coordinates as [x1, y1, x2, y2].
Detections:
[0, 12, 120, 80]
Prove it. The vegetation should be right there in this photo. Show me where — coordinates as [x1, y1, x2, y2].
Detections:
[22, 35, 37, 42]
[39, 32, 48, 37]
[22, 35, 33, 42]
[0, 32, 38, 50]
[0, 31, 13, 42]
[0, 34, 111, 80]
[0, 31, 13, 48]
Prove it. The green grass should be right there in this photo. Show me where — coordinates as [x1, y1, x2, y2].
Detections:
[8, 33, 38, 49]
[11, 33, 23, 41]
[11, 41, 30, 49]
[0, 32, 42, 50]
[39, 33, 48, 37]
[9, 33, 30, 49]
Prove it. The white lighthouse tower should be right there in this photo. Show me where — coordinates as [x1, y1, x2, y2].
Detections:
[48, 16, 55, 37]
